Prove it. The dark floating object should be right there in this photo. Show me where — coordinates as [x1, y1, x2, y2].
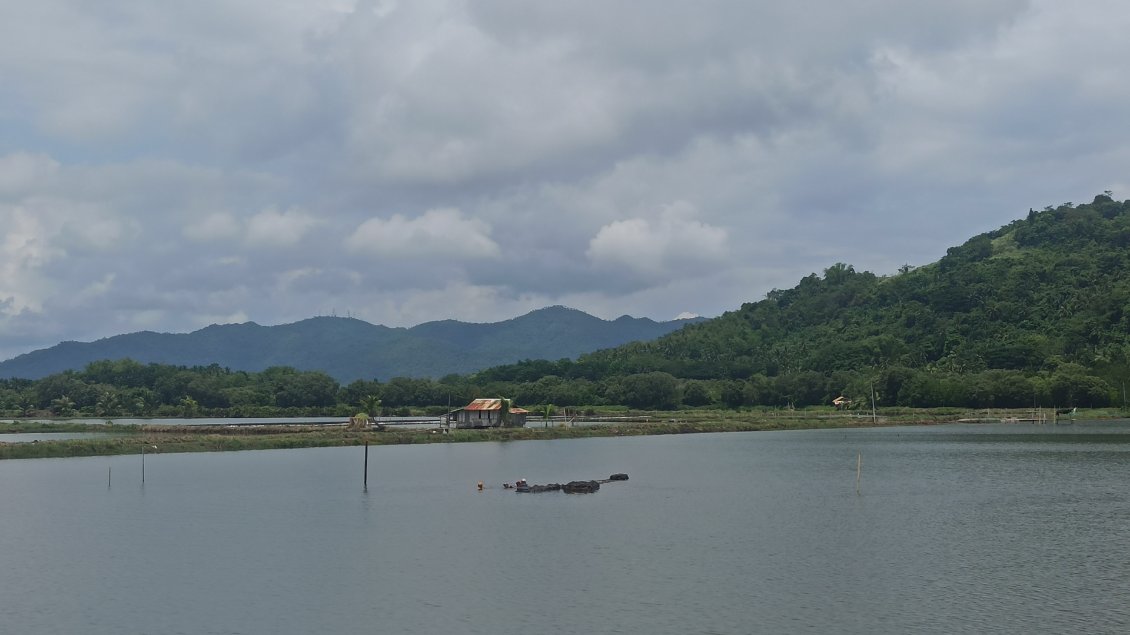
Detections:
[518, 483, 561, 493]
[510, 473, 627, 494]
[562, 480, 601, 494]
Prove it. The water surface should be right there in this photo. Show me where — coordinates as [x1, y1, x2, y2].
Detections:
[2, 422, 1128, 634]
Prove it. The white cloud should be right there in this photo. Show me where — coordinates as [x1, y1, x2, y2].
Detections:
[245, 207, 321, 247]
[0, 204, 64, 313]
[345, 208, 499, 259]
[587, 202, 730, 282]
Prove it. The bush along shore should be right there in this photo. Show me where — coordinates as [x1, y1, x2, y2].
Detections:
[0, 407, 1116, 460]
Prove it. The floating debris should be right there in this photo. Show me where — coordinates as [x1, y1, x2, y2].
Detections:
[508, 473, 628, 494]
[562, 480, 600, 494]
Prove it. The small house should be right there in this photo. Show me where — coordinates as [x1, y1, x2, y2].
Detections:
[448, 398, 528, 429]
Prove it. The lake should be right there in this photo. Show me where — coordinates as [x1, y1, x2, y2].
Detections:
[2, 422, 1129, 634]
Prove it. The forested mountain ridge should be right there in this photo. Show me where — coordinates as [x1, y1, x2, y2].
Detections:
[476, 194, 1130, 409]
[0, 306, 700, 382]
[593, 194, 1130, 375]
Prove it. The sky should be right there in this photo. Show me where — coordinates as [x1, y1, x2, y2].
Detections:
[2, 0, 1129, 361]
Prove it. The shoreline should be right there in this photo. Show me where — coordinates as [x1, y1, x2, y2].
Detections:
[0, 413, 969, 460]
[3, 406, 1116, 460]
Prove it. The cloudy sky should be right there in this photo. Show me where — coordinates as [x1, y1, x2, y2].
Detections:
[1, 0, 1128, 361]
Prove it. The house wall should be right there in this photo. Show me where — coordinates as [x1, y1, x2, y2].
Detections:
[453, 409, 527, 428]
[455, 409, 496, 428]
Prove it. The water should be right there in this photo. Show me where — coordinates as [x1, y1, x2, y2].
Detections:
[2, 422, 1129, 634]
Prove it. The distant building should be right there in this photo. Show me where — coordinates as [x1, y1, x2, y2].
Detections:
[449, 398, 528, 429]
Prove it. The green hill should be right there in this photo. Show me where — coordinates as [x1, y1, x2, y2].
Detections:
[477, 194, 1130, 409]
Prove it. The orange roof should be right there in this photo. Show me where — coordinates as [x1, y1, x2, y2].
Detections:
[462, 398, 528, 413]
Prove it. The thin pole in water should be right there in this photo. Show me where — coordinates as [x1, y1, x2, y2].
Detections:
[141, 444, 145, 485]
[108, 465, 111, 488]
[856, 452, 862, 495]
[870, 382, 877, 424]
[363, 441, 369, 490]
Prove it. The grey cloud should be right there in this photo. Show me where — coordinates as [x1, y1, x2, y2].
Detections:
[1, 0, 1128, 360]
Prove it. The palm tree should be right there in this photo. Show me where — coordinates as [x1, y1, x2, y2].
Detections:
[17, 394, 35, 417]
[51, 395, 76, 417]
[180, 395, 199, 418]
[351, 395, 382, 430]
[360, 395, 382, 419]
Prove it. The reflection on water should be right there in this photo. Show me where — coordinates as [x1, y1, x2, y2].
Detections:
[1, 421, 1129, 634]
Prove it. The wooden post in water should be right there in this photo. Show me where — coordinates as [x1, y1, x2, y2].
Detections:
[108, 465, 112, 488]
[141, 444, 145, 485]
[856, 452, 862, 495]
[363, 441, 369, 489]
[870, 382, 877, 424]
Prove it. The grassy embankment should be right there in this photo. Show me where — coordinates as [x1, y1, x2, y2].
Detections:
[0, 407, 1120, 460]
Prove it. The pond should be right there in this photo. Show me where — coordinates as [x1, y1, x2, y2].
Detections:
[2, 421, 1128, 633]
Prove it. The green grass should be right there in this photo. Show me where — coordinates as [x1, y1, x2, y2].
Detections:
[0, 420, 130, 434]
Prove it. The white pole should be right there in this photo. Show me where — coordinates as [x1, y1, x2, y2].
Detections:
[856, 452, 862, 495]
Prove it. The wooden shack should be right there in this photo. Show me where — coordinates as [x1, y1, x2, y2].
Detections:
[448, 398, 528, 429]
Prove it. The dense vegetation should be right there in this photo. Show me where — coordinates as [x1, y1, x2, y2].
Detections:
[477, 194, 1130, 411]
[2, 195, 1128, 417]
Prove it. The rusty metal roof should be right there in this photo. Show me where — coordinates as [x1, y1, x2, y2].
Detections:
[462, 398, 527, 413]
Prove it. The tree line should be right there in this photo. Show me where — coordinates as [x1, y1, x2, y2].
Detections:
[0, 356, 1119, 419]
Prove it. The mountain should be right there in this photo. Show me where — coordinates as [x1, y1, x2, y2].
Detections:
[0, 306, 702, 383]
[476, 194, 1130, 408]
[575, 195, 1130, 380]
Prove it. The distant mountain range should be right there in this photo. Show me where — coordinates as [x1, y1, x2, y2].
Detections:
[0, 306, 703, 382]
